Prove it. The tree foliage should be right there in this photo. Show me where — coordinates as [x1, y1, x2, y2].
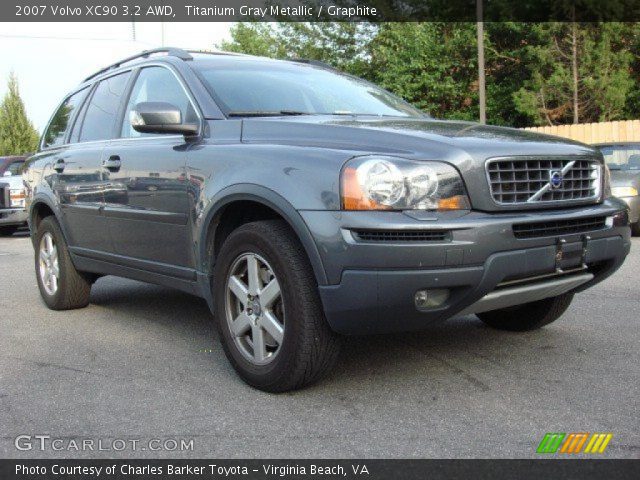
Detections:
[220, 22, 375, 74]
[0, 73, 39, 155]
[513, 23, 634, 125]
[219, 22, 640, 127]
[368, 23, 479, 121]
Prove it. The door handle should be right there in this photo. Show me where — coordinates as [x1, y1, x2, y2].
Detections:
[102, 155, 121, 172]
[53, 158, 66, 173]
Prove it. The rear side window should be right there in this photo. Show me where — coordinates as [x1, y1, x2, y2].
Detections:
[42, 88, 88, 148]
[79, 72, 130, 142]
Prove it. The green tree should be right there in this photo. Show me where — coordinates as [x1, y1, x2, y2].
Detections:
[513, 23, 634, 125]
[483, 23, 545, 127]
[218, 22, 375, 75]
[0, 73, 39, 155]
[622, 22, 640, 119]
[219, 23, 286, 58]
[367, 23, 478, 120]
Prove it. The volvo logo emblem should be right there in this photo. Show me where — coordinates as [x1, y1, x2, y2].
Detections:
[549, 170, 563, 189]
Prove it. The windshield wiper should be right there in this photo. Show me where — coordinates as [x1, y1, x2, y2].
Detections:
[227, 110, 314, 117]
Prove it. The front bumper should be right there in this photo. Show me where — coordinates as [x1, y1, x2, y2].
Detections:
[0, 208, 28, 227]
[300, 199, 631, 334]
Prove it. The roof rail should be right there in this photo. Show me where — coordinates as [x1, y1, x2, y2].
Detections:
[83, 47, 193, 82]
[187, 49, 245, 56]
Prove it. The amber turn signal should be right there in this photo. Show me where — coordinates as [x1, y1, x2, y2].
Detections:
[437, 195, 470, 211]
[341, 166, 391, 211]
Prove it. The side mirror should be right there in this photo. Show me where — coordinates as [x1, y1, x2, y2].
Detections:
[130, 102, 199, 136]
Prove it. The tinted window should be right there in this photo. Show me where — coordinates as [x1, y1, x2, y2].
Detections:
[121, 67, 197, 138]
[80, 72, 130, 142]
[69, 95, 90, 144]
[193, 62, 423, 118]
[6, 161, 24, 176]
[43, 88, 88, 148]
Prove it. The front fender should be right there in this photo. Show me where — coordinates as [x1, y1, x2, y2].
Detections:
[196, 184, 329, 286]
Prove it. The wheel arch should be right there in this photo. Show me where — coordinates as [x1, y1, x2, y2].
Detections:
[198, 185, 329, 287]
[28, 195, 68, 245]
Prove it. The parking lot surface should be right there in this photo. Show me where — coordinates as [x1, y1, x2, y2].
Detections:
[1, 232, 638, 458]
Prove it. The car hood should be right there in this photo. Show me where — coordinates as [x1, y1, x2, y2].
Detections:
[241, 116, 595, 158]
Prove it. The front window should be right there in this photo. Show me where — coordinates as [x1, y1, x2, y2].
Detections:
[79, 72, 131, 143]
[192, 61, 424, 118]
[598, 144, 640, 170]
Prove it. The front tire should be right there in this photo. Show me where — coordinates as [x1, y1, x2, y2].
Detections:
[35, 216, 91, 310]
[631, 220, 640, 237]
[213, 220, 340, 392]
[477, 293, 574, 332]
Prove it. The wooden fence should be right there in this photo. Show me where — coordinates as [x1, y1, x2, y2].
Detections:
[522, 120, 640, 144]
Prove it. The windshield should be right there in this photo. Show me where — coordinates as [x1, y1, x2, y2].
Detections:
[597, 144, 640, 170]
[193, 61, 424, 118]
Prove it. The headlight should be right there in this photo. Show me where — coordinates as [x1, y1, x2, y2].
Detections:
[611, 186, 638, 198]
[341, 156, 470, 210]
[9, 188, 26, 208]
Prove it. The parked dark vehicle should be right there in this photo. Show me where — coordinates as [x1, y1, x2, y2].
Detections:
[23, 48, 631, 391]
[594, 143, 640, 236]
[0, 155, 29, 235]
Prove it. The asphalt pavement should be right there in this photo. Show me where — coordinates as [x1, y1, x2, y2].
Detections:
[1, 231, 638, 458]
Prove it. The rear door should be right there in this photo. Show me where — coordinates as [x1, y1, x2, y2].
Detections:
[39, 85, 104, 250]
[51, 71, 131, 253]
[101, 65, 199, 270]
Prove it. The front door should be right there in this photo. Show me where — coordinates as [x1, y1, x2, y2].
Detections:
[102, 65, 198, 269]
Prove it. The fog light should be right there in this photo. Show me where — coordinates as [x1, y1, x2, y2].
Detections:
[415, 289, 450, 310]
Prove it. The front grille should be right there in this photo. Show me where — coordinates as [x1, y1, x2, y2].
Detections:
[352, 229, 449, 242]
[486, 158, 600, 205]
[0, 184, 7, 208]
[513, 216, 607, 239]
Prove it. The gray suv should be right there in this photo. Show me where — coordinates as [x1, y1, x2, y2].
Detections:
[24, 48, 631, 391]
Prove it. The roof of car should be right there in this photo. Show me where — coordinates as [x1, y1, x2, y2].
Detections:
[80, 47, 334, 87]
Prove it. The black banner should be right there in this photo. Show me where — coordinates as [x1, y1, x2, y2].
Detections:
[6, 0, 640, 22]
[0, 459, 639, 480]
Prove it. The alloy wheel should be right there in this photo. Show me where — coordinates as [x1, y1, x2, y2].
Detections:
[225, 253, 285, 365]
[39, 232, 59, 296]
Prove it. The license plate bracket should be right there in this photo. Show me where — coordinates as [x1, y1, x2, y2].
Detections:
[555, 235, 590, 272]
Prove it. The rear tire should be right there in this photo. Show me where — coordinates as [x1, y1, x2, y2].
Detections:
[35, 216, 92, 310]
[0, 225, 18, 236]
[213, 220, 340, 392]
[477, 293, 574, 332]
[631, 221, 640, 237]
